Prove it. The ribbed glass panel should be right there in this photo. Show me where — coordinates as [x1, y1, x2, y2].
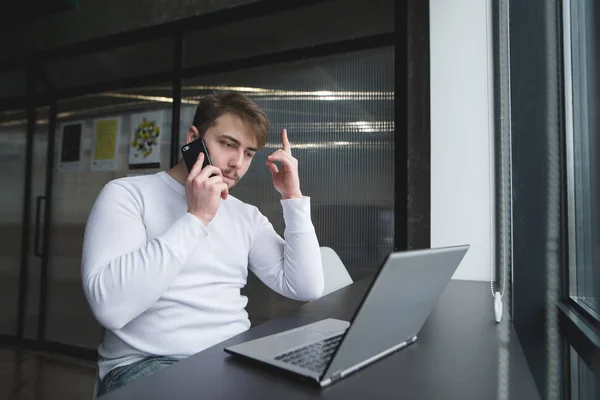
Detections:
[181, 47, 394, 323]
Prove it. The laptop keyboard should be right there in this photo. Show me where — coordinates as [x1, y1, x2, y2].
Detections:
[274, 334, 344, 373]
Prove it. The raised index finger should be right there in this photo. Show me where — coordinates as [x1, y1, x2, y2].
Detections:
[281, 128, 291, 154]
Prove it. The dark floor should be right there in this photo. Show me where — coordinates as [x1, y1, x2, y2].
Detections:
[0, 346, 96, 399]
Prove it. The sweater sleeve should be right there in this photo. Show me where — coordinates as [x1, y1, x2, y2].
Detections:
[81, 181, 207, 330]
[247, 197, 324, 301]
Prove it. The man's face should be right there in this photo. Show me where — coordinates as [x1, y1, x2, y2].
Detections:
[187, 113, 259, 189]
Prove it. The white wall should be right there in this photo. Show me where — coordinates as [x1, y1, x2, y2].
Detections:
[430, 0, 495, 281]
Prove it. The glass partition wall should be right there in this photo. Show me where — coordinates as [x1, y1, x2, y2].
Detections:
[179, 47, 395, 323]
[0, 34, 395, 352]
[45, 87, 173, 348]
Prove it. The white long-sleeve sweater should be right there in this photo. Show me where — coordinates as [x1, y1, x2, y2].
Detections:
[81, 171, 324, 380]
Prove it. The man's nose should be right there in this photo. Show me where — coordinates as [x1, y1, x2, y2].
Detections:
[229, 151, 244, 169]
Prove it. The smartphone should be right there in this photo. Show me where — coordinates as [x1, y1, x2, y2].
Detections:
[181, 138, 212, 173]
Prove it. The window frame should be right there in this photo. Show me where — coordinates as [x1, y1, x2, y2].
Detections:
[560, 0, 600, 383]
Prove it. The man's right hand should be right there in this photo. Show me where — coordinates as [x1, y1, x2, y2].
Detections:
[186, 152, 228, 226]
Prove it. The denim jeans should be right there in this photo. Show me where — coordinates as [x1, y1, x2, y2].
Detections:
[97, 356, 180, 396]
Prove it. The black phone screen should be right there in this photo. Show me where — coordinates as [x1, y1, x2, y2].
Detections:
[181, 138, 212, 172]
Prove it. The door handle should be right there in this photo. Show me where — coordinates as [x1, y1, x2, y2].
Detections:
[34, 195, 46, 258]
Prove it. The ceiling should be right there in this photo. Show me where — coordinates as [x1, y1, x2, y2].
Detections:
[1, 0, 76, 26]
[0, 0, 394, 125]
[0, 0, 78, 64]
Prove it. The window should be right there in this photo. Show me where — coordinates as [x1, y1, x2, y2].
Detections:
[570, 346, 600, 399]
[565, 0, 600, 320]
[564, 0, 600, 396]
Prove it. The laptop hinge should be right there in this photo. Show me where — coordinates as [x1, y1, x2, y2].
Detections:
[330, 370, 343, 382]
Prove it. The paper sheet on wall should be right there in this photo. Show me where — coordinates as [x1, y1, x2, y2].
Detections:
[128, 111, 163, 169]
[91, 118, 120, 171]
[58, 121, 83, 172]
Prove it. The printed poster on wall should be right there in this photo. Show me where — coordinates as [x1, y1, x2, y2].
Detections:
[57, 121, 83, 172]
[128, 111, 163, 170]
[91, 117, 120, 172]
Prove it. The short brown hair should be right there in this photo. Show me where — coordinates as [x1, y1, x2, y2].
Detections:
[192, 91, 269, 149]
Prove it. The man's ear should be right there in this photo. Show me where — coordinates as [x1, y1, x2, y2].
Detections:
[186, 125, 200, 144]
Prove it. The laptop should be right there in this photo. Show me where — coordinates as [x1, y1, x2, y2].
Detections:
[224, 245, 469, 387]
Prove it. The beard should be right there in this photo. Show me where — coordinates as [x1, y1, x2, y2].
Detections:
[221, 169, 240, 189]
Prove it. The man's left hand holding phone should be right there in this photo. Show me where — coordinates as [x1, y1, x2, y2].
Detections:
[181, 138, 228, 227]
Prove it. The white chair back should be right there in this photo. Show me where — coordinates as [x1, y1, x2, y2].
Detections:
[319, 246, 353, 297]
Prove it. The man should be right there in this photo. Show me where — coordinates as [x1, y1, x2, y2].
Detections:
[81, 91, 324, 395]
